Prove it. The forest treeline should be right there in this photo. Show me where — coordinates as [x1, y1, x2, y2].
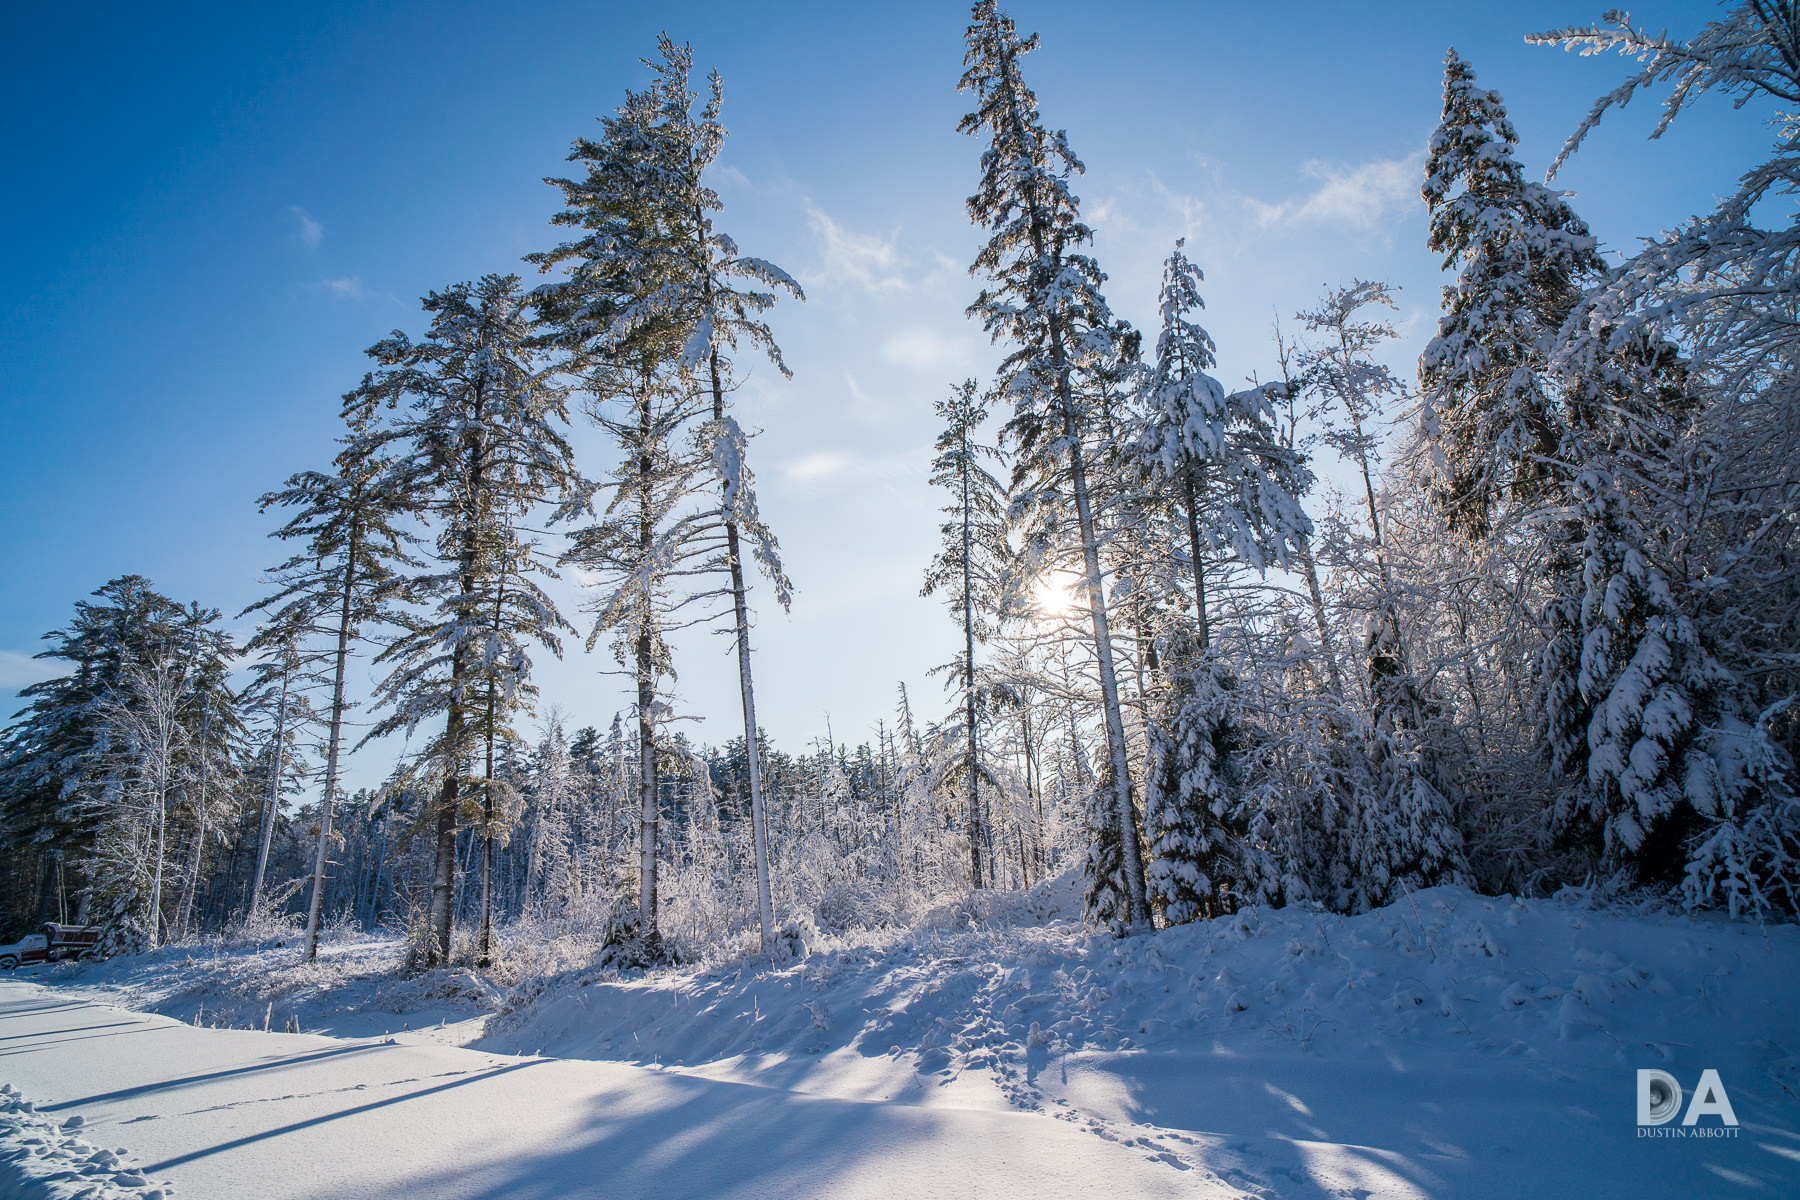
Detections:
[3, 3, 1797, 964]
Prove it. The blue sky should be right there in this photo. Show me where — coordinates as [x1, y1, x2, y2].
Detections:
[0, 1, 1761, 780]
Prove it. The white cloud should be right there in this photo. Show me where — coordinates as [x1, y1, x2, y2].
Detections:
[806, 206, 908, 292]
[290, 205, 324, 250]
[1395, 304, 1434, 339]
[322, 276, 373, 301]
[0, 650, 57, 691]
[843, 370, 881, 417]
[777, 446, 925, 495]
[1092, 175, 1209, 242]
[879, 328, 973, 372]
[1251, 153, 1424, 231]
[783, 450, 860, 487]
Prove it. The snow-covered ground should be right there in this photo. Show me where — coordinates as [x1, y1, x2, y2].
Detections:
[20, 929, 502, 1048]
[4, 882, 1798, 1198]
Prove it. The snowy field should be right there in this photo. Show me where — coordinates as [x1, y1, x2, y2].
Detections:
[3, 882, 1798, 1199]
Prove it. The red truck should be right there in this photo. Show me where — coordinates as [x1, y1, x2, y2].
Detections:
[0, 923, 101, 969]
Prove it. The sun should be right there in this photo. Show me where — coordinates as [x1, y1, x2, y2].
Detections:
[1031, 572, 1077, 620]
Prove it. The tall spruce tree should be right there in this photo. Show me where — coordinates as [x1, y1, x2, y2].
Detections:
[922, 379, 1012, 890]
[1419, 50, 1606, 538]
[1544, 466, 1798, 912]
[637, 37, 802, 948]
[535, 53, 720, 948]
[355, 274, 581, 968]
[247, 427, 413, 960]
[959, 0, 1148, 927]
[1133, 241, 1311, 648]
[1131, 242, 1309, 924]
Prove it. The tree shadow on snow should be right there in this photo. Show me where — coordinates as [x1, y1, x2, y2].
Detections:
[387, 1068, 1163, 1200]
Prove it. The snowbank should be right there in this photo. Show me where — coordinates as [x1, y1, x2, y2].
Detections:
[479, 882, 1800, 1194]
[30, 932, 498, 1042]
[0, 1084, 171, 1200]
[485, 883, 1799, 1084]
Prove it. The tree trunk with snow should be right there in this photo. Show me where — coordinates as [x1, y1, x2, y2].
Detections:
[709, 347, 776, 947]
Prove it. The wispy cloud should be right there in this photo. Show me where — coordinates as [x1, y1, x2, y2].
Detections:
[777, 446, 925, 496]
[322, 276, 373, 301]
[806, 206, 908, 292]
[0, 650, 57, 691]
[879, 328, 973, 372]
[1091, 175, 1209, 242]
[289, 205, 324, 250]
[1248, 153, 1424, 231]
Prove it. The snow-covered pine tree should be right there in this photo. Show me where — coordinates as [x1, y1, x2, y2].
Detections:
[1300, 282, 1469, 909]
[1416, 51, 1688, 830]
[166, 632, 243, 943]
[1, 579, 180, 903]
[1545, 467, 1798, 910]
[1418, 50, 1606, 539]
[522, 716, 581, 921]
[1141, 630, 1249, 923]
[959, 0, 1149, 927]
[1351, 605, 1469, 910]
[247, 427, 414, 959]
[616, 37, 803, 949]
[1127, 242, 1312, 924]
[354, 274, 582, 968]
[535, 61, 721, 950]
[1133, 240, 1311, 650]
[922, 379, 1013, 890]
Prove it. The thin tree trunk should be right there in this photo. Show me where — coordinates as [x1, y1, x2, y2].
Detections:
[635, 377, 660, 943]
[1022, 703, 1045, 882]
[250, 674, 288, 919]
[707, 345, 775, 949]
[1271, 346, 1345, 700]
[479, 570, 506, 965]
[430, 429, 484, 967]
[1293, 533, 1344, 697]
[306, 508, 363, 963]
[428, 718, 461, 964]
[636, 632, 658, 939]
[961, 435, 984, 890]
[1059, 642, 1090, 790]
[1343, 399, 1388, 584]
[175, 697, 211, 940]
[1063, 371, 1149, 925]
[480, 773, 494, 962]
[1182, 473, 1212, 652]
[149, 777, 168, 947]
